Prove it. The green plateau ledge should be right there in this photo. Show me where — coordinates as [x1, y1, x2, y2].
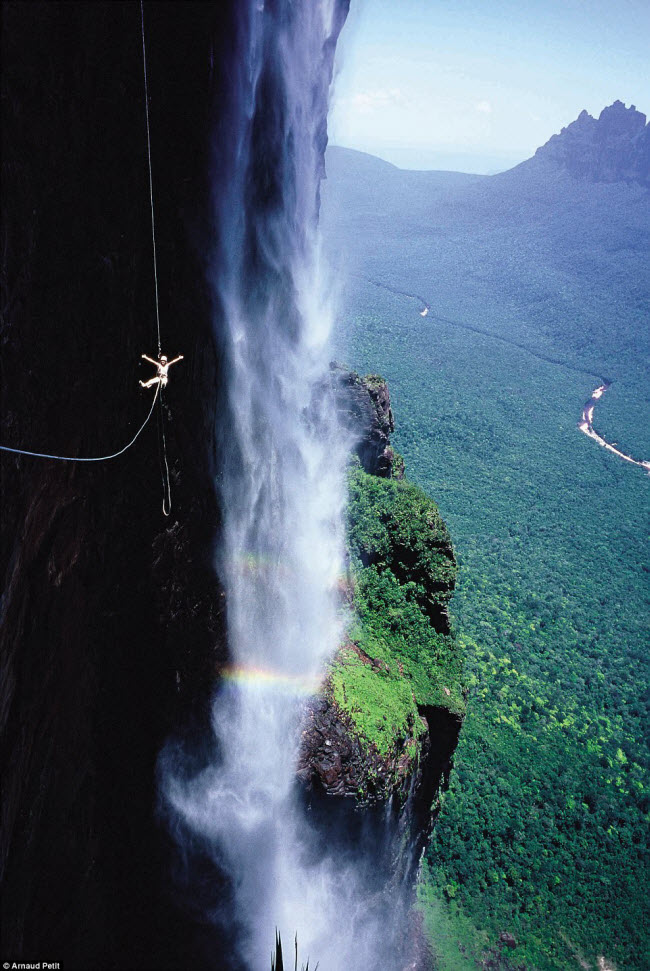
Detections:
[297, 373, 465, 809]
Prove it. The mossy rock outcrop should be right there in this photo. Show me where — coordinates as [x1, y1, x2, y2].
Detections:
[298, 372, 465, 837]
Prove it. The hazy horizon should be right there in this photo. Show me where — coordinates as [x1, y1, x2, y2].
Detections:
[330, 0, 650, 173]
[330, 96, 648, 174]
[328, 140, 523, 174]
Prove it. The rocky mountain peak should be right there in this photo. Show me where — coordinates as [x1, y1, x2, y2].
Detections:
[534, 100, 649, 186]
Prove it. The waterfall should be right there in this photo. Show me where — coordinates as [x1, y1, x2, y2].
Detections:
[159, 2, 410, 966]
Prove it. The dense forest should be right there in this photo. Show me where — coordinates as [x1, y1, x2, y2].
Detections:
[322, 126, 650, 970]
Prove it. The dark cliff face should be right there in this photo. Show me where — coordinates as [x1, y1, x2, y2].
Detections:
[332, 366, 402, 477]
[0, 4, 234, 967]
[532, 100, 650, 186]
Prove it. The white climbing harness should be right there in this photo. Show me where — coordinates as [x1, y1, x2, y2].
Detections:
[140, 353, 184, 389]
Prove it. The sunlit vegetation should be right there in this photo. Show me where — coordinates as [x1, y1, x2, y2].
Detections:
[331, 644, 425, 759]
[324, 165, 650, 967]
[330, 462, 465, 765]
[331, 285, 650, 968]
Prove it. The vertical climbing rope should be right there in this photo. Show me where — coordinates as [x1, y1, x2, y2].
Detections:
[158, 395, 172, 517]
[141, 0, 171, 515]
[140, 0, 162, 357]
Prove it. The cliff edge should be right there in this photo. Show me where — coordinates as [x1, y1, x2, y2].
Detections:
[298, 372, 464, 857]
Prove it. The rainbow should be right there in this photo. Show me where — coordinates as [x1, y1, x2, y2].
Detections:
[219, 664, 323, 697]
[229, 552, 351, 592]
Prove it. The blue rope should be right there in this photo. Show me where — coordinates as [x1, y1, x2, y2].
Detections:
[0, 383, 160, 462]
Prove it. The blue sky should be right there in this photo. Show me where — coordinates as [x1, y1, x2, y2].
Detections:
[329, 0, 650, 172]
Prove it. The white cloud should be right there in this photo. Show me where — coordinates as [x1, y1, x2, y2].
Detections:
[342, 87, 409, 114]
[475, 100, 493, 114]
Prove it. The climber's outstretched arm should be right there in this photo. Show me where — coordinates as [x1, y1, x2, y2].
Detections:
[168, 355, 184, 367]
[142, 354, 158, 366]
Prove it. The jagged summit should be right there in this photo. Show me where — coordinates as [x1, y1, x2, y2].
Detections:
[533, 100, 649, 185]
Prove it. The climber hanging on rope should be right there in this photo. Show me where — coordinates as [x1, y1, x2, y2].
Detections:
[140, 353, 183, 389]
[0, 3, 176, 516]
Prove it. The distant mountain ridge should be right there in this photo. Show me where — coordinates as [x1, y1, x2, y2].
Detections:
[322, 101, 650, 420]
[329, 101, 649, 186]
[530, 100, 649, 186]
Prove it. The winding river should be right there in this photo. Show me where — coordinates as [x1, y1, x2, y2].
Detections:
[578, 383, 650, 472]
[363, 276, 650, 476]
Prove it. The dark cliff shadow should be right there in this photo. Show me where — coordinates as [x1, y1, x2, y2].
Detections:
[0, 3, 236, 967]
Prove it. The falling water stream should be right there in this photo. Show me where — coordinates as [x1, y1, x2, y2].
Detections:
[159, 2, 412, 967]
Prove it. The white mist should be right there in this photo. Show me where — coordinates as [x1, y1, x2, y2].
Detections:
[161, 2, 409, 966]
